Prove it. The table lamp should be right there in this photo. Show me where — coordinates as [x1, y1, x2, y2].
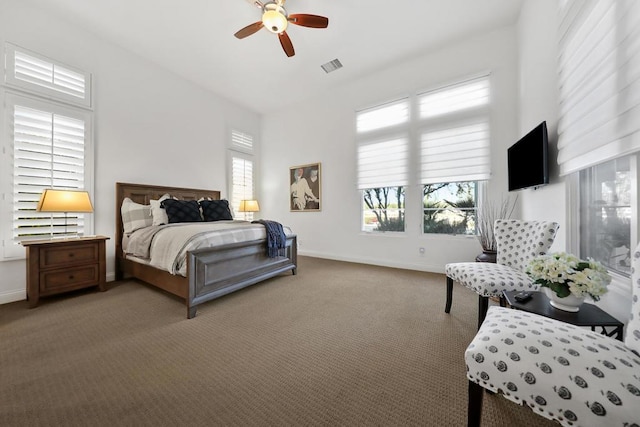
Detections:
[238, 199, 259, 220]
[36, 189, 93, 237]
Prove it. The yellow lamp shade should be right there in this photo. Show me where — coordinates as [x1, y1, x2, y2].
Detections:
[238, 200, 260, 213]
[262, 9, 288, 33]
[36, 189, 94, 213]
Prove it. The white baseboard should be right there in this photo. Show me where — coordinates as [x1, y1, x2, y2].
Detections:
[298, 249, 446, 274]
[0, 289, 26, 304]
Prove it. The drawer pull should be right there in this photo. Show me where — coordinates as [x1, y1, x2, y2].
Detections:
[68, 253, 75, 257]
[69, 275, 75, 280]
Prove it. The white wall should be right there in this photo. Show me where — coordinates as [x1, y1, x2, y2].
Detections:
[517, 0, 631, 322]
[261, 27, 519, 273]
[0, 0, 261, 303]
[516, 0, 566, 252]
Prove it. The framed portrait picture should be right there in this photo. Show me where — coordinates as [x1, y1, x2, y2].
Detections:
[290, 163, 321, 212]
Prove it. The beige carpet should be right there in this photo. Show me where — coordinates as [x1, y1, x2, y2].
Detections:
[0, 256, 555, 426]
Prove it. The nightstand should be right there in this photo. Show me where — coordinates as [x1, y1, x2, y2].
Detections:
[22, 235, 109, 308]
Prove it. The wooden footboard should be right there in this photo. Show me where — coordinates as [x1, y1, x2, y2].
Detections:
[187, 235, 297, 318]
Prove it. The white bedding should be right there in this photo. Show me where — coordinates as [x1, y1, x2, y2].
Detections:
[124, 220, 292, 277]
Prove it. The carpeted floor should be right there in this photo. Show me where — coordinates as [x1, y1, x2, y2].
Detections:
[0, 256, 555, 426]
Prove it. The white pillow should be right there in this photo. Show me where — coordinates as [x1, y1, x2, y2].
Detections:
[625, 243, 640, 354]
[121, 198, 153, 234]
[150, 194, 171, 226]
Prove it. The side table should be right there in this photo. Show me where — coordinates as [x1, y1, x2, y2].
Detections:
[503, 290, 623, 340]
[22, 235, 109, 308]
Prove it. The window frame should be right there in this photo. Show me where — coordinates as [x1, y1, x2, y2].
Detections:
[1, 90, 94, 260]
[227, 128, 256, 221]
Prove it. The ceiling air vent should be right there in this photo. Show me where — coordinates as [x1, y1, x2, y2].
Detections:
[321, 59, 343, 74]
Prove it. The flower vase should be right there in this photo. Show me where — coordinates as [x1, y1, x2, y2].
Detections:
[542, 288, 585, 312]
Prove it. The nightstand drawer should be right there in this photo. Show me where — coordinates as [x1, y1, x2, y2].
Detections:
[40, 244, 99, 269]
[40, 265, 100, 292]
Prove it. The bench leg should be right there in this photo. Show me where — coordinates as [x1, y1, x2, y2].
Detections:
[477, 295, 489, 329]
[445, 276, 454, 313]
[468, 380, 484, 427]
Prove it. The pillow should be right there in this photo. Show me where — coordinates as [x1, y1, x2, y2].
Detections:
[161, 199, 203, 223]
[121, 198, 153, 234]
[200, 199, 233, 222]
[150, 194, 171, 226]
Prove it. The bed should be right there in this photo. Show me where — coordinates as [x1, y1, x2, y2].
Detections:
[115, 182, 297, 319]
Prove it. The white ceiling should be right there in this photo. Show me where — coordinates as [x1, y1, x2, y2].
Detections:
[25, 0, 523, 113]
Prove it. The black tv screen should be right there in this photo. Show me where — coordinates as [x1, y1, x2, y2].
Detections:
[508, 121, 549, 191]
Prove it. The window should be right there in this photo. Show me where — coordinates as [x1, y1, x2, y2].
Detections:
[5, 43, 91, 108]
[2, 45, 93, 260]
[355, 76, 490, 234]
[418, 76, 490, 234]
[579, 155, 635, 278]
[557, 1, 640, 286]
[228, 129, 255, 220]
[423, 182, 477, 235]
[356, 99, 410, 232]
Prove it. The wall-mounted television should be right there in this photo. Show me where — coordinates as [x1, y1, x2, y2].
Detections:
[508, 121, 549, 191]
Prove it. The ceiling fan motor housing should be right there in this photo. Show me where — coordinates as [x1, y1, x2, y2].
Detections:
[262, 2, 288, 34]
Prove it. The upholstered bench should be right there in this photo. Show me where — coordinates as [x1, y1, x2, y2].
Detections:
[465, 307, 640, 426]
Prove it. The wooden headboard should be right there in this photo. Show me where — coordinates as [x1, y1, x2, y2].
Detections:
[115, 182, 221, 266]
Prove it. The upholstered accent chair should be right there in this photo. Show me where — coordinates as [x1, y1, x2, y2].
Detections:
[465, 242, 640, 427]
[445, 219, 560, 328]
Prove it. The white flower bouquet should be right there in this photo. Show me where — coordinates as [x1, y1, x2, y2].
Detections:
[525, 252, 611, 301]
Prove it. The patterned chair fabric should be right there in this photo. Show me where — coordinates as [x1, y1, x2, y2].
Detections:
[445, 219, 559, 327]
[464, 242, 640, 427]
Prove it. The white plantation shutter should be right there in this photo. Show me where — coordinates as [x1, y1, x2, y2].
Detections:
[231, 156, 254, 218]
[231, 129, 254, 152]
[557, 0, 640, 175]
[12, 104, 89, 242]
[228, 129, 255, 218]
[5, 43, 91, 108]
[418, 75, 491, 183]
[357, 136, 409, 189]
[420, 122, 490, 184]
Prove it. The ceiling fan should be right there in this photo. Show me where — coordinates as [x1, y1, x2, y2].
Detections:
[234, 0, 329, 57]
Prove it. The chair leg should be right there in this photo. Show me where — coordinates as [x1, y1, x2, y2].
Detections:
[499, 295, 506, 307]
[445, 276, 454, 313]
[468, 380, 484, 427]
[477, 295, 489, 330]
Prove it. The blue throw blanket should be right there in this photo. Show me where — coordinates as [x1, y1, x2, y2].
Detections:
[252, 219, 286, 258]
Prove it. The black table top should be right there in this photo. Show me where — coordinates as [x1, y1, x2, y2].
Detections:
[502, 290, 623, 328]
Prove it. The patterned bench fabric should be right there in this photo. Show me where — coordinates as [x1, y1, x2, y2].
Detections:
[626, 245, 640, 355]
[465, 307, 640, 426]
[445, 262, 535, 297]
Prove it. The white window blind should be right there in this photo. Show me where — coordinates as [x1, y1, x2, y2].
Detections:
[12, 104, 88, 242]
[356, 99, 409, 133]
[418, 76, 490, 119]
[557, 0, 640, 175]
[231, 129, 254, 152]
[357, 136, 409, 189]
[356, 98, 410, 189]
[420, 122, 490, 184]
[231, 156, 254, 217]
[5, 43, 91, 108]
[417, 75, 491, 183]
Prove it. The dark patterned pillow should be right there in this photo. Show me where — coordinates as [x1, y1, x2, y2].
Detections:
[160, 199, 202, 223]
[200, 200, 233, 222]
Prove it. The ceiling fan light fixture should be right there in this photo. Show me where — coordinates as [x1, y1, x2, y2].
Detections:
[262, 8, 288, 34]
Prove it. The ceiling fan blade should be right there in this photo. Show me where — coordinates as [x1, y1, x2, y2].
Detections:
[278, 31, 295, 57]
[288, 14, 329, 29]
[244, 0, 264, 9]
[234, 21, 264, 39]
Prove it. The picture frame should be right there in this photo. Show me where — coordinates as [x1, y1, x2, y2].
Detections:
[290, 163, 321, 212]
